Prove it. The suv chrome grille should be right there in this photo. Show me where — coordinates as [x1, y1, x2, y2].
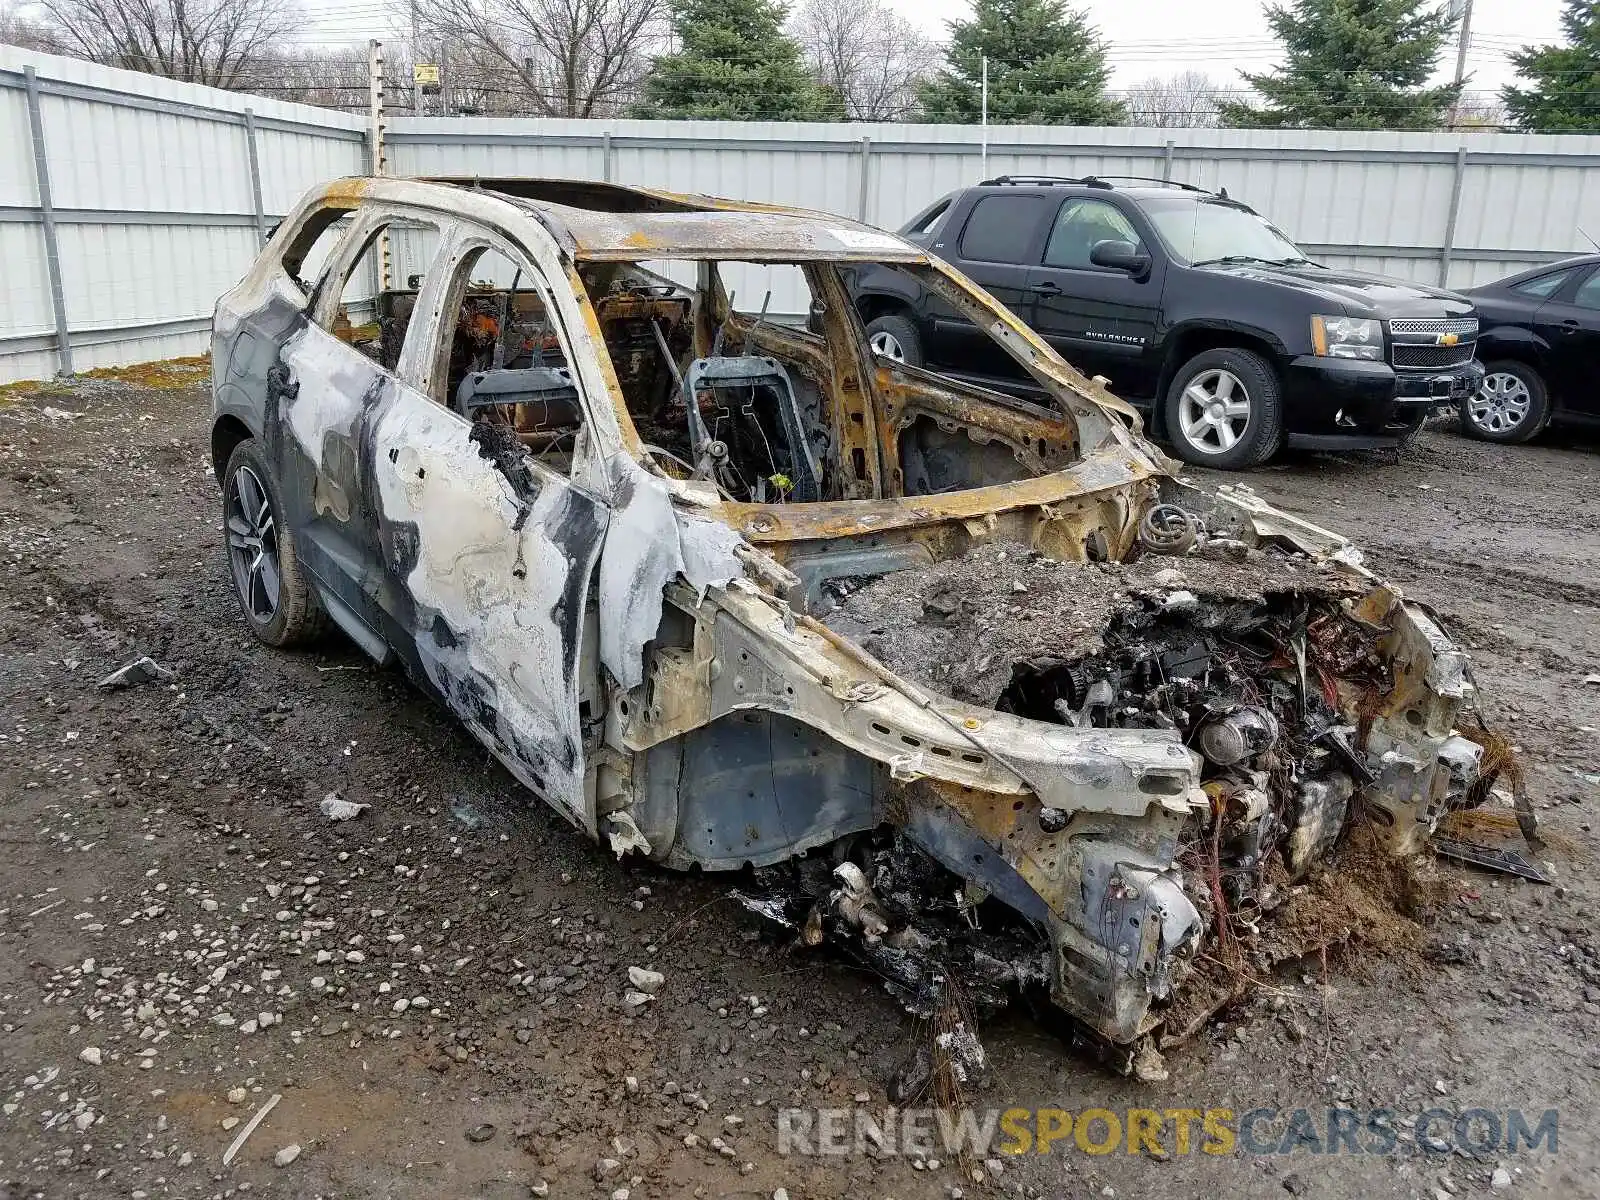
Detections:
[1387, 316, 1478, 372]
[1388, 317, 1478, 336]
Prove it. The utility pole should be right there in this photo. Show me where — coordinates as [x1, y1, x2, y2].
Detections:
[1448, 0, 1474, 128]
[410, 0, 422, 115]
[437, 38, 449, 117]
[980, 55, 988, 181]
[368, 39, 392, 292]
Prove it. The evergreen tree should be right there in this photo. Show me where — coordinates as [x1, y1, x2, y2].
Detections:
[633, 0, 831, 120]
[1217, 0, 1460, 130]
[1502, 1, 1600, 131]
[916, 0, 1124, 126]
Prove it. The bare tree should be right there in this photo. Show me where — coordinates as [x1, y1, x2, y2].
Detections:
[791, 0, 939, 120]
[259, 46, 377, 112]
[1123, 71, 1226, 129]
[1451, 92, 1508, 131]
[1, 2, 66, 50]
[415, 0, 667, 118]
[34, 0, 301, 87]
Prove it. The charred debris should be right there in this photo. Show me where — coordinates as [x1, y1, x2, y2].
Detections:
[734, 500, 1533, 1074]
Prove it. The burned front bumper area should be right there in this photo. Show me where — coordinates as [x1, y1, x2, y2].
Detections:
[602, 486, 1494, 1053]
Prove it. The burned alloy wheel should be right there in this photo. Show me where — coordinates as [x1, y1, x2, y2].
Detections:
[226, 463, 282, 625]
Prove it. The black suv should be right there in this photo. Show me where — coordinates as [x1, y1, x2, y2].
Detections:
[845, 177, 1485, 468]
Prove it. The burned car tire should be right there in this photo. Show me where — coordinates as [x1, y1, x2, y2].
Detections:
[865, 313, 923, 368]
[1461, 360, 1547, 444]
[222, 439, 328, 648]
[1163, 348, 1283, 470]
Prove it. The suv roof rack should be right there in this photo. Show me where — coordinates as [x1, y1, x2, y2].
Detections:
[1079, 175, 1216, 194]
[979, 175, 1113, 189]
[979, 173, 1233, 199]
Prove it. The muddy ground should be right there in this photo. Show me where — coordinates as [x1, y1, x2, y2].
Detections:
[1, 372, 1598, 1200]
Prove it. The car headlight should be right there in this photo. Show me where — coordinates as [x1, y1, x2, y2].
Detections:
[1311, 315, 1384, 360]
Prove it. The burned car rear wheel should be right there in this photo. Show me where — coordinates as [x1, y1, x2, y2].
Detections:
[222, 439, 326, 647]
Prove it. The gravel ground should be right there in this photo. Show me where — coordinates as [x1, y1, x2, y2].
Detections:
[2, 375, 1598, 1200]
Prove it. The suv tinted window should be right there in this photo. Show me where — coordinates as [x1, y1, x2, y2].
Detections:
[958, 195, 1048, 264]
[1512, 269, 1573, 299]
[1044, 199, 1144, 270]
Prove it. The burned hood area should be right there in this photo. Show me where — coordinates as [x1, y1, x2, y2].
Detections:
[736, 518, 1527, 1074]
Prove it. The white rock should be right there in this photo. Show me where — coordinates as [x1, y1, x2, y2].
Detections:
[627, 967, 665, 995]
[239, 1019, 259, 1035]
[319, 793, 368, 821]
[392, 998, 409, 1013]
[314, 950, 333, 964]
[201, 899, 218, 913]
[621, 989, 655, 1014]
[345, 950, 365, 964]
[411, 995, 429, 1010]
[78, 1046, 103, 1066]
[74, 1110, 95, 1131]
[177, 1151, 193, 1167]
[274, 1144, 302, 1167]
[221, 1116, 240, 1131]
[227, 1087, 248, 1104]
[1491, 1168, 1513, 1191]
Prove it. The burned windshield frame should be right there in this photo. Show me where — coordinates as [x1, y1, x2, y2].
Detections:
[574, 255, 1124, 503]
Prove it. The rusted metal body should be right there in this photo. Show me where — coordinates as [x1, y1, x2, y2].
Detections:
[211, 177, 1489, 1053]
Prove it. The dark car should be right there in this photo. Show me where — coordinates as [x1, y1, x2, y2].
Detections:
[1459, 255, 1600, 443]
[844, 177, 1484, 468]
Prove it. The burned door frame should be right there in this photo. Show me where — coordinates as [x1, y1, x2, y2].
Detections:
[339, 220, 615, 828]
[264, 204, 450, 663]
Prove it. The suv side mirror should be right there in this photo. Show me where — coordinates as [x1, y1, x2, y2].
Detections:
[1090, 239, 1151, 276]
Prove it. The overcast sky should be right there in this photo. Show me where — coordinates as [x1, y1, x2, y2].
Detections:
[290, 0, 1568, 99]
[884, 0, 1565, 95]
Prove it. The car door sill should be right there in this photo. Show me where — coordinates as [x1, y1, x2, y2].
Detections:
[312, 579, 394, 665]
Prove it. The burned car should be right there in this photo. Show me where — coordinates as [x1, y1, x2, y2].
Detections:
[210, 178, 1513, 1066]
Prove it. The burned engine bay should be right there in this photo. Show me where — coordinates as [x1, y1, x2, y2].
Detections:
[724, 490, 1524, 1071]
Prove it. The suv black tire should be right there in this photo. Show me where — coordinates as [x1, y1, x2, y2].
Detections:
[864, 313, 923, 368]
[1162, 347, 1284, 469]
[222, 438, 329, 647]
[1460, 360, 1548, 444]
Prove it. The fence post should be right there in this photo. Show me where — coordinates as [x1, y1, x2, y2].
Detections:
[1162, 139, 1175, 182]
[1439, 145, 1468, 287]
[243, 109, 268, 247]
[602, 131, 614, 183]
[857, 136, 872, 223]
[23, 66, 73, 378]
